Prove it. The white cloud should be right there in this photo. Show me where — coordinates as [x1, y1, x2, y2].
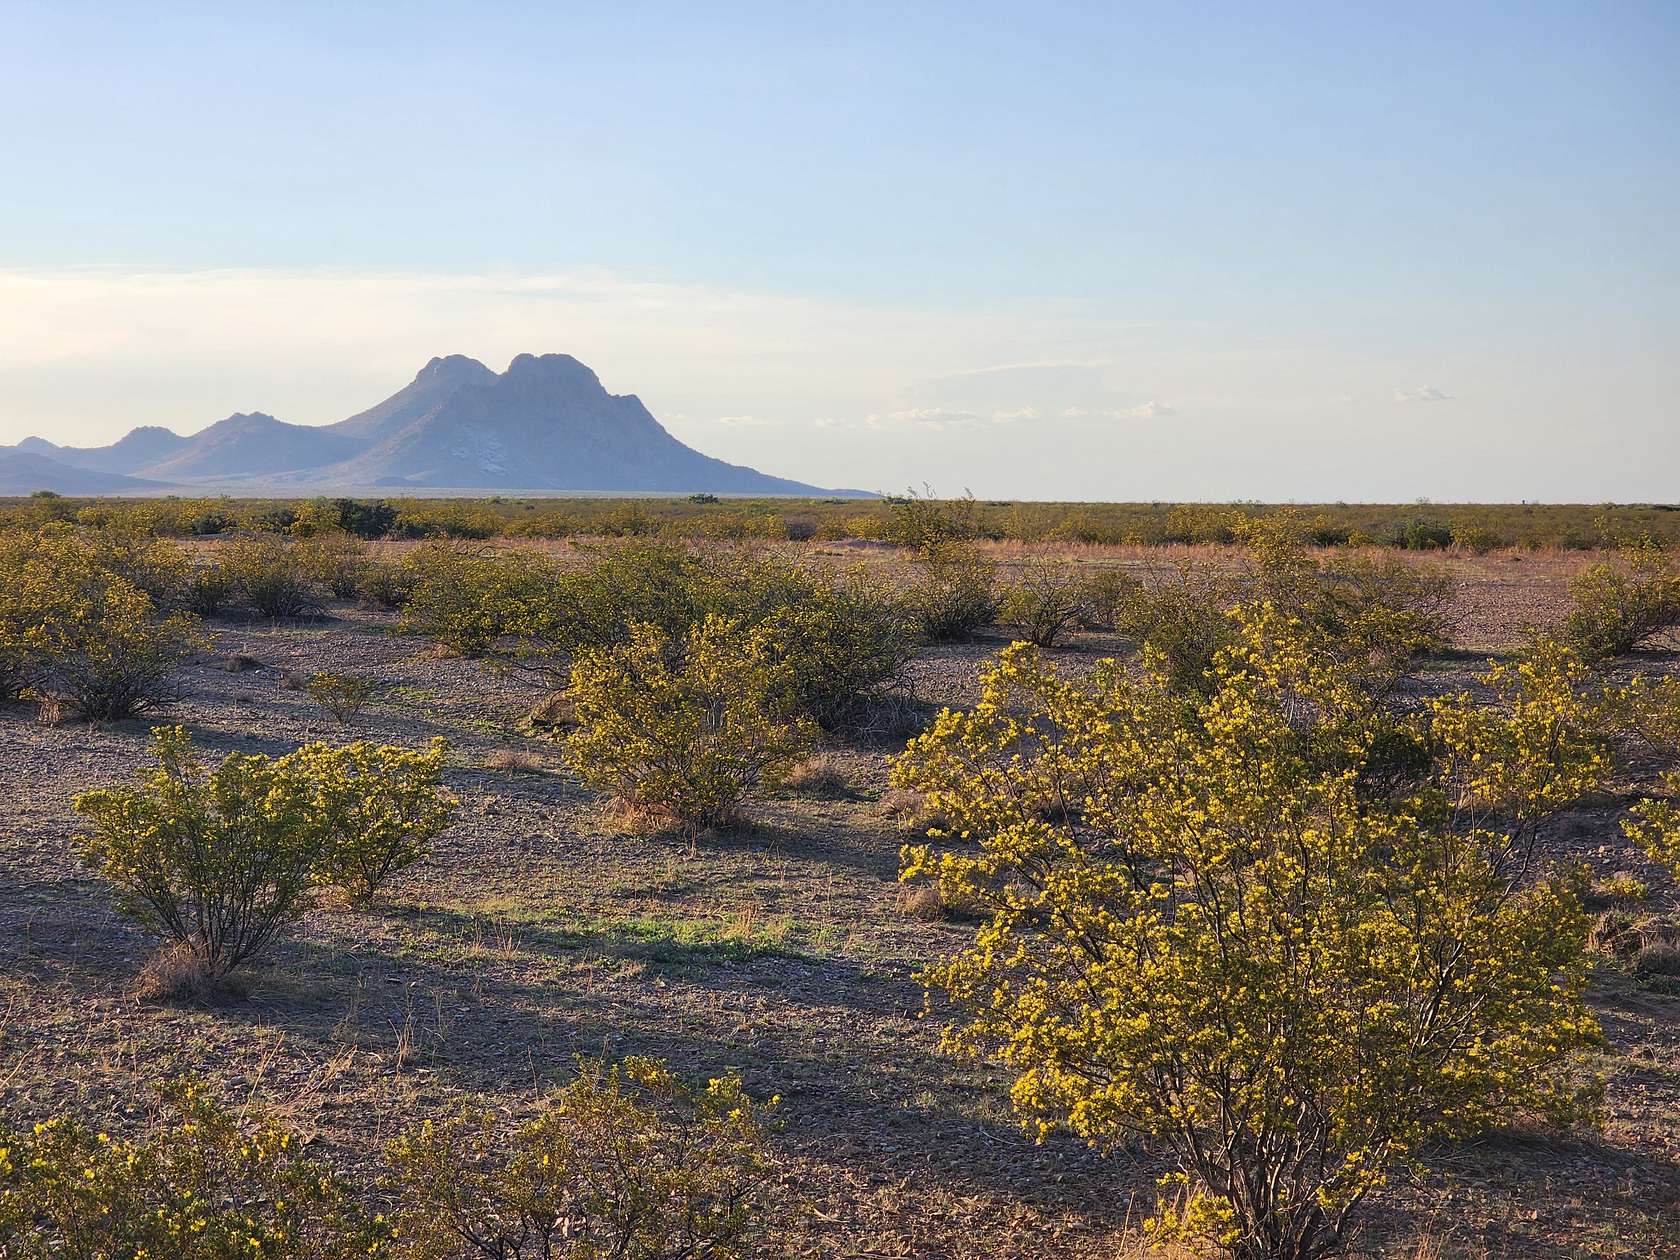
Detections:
[717, 414, 773, 426]
[1110, 400, 1179, 419]
[1393, 385, 1453, 403]
[1060, 405, 1090, 418]
[990, 406, 1039, 424]
[864, 406, 983, 429]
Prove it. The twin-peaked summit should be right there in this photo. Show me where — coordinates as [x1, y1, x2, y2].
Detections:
[2, 354, 856, 495]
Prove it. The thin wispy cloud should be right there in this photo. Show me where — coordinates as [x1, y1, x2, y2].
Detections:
[1393, 386, 1453, 404]
[1110, 400, 1178, 419]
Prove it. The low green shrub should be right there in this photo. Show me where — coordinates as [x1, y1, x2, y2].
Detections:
[905, 542, 998, 642]
[1110, 562, 1243, 695]
[566, 615, 816, 830]
[398, 544, 555, 657]
[758, 567, 918, 727]
[75, 728, 457, 973]
[220, 535, 324, 618]
[185, 563, 233, 616]
[997, 555, 1089, 646]
[359, 560, 417, 609]
[297, 531, 370, 599]
[11, 531, 200, 719]
[1562, 538, 1680, 661]
[385, 1056, 777, 1260]
[306, 671, 380, 723]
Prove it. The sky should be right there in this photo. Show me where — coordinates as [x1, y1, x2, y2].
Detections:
[1, 1, 1676, 501]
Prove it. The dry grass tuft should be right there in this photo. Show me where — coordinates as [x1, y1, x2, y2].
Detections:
[523, 690, 577, 737]
[131, 941, 249, 1003]
[279, 669, 311, 690]
[214, 652, 263, 673]
[896, 882, 947, 921]
[484, 747, 546, 776]
[783, 752, 850, 795]
[877, 787, 945, 833]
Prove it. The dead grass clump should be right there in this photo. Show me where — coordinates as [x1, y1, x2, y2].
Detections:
[215, 651, 263, 672]
[897, 882, 947, 921]
[34, 694, 66, 726]
[484, 747, 545, 776]
[877, 787, 945, 833]
[783, 752, 850, 795]
[280, 669, 310, 690]
[132, 941, 250, 1003]
[1632, 941, 1680, 980]
[522, 690, 577, 736]
[1590, 909, 1640, 960]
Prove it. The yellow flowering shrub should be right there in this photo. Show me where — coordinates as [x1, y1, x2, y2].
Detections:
[75, 728, 457, 974]
[1616, 674, 1680, 879]
[218, 534, 326, 619]
[293, 737, 457, 906]
[894, 608, 1607, 1260]
[0, 1078, 392, 1259]
[8, 528, 200, 719]
[1561, 535, 1680, 660]
[385, 1057, 777, 1260]
[566, 615, 816, 830]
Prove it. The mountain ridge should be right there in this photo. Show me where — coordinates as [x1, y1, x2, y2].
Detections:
[1, 355, 864, 497]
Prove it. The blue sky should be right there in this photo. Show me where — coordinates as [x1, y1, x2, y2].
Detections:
[2, 1, 1675, 499]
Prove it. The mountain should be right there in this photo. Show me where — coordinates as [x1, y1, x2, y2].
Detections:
[137, 412, 363, 481]
[3, 354, 860, 496]
[17, 425, 189, 474]
[0, 449, 170, 495]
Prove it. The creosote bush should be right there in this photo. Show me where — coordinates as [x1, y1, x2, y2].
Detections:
[4, 527, 200, 719]
[398, 542, 554, 657]
[566, 615, 816, 831]
[219, 534, 325, 618]
[895, 613, 1609, 1260]
[385, 1057, 778, 1260]
[906, 541, 999, 642]
[296, 737, 456, 907]
[997, 554, 1091, 647]
[74, 728, 456, 975]
[1561, 536, 1680, 661]
[1618, 674, 1680, 881]
[0, 1079, 391, 1259]
[306, 670, 380, 723]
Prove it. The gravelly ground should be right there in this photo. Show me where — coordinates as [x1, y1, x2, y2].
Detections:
[1, 548, 1676, 1258]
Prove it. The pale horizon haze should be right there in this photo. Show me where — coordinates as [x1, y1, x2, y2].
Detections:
[1, 2, 1675, 501]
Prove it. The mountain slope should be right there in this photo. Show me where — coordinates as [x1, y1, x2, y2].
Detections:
[16, 426, 190, 474]
[4, 353, 861, 495]
[326, 353, 497, 441]
[135, 412, 363, 481]
[0, 450, 169, 495]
